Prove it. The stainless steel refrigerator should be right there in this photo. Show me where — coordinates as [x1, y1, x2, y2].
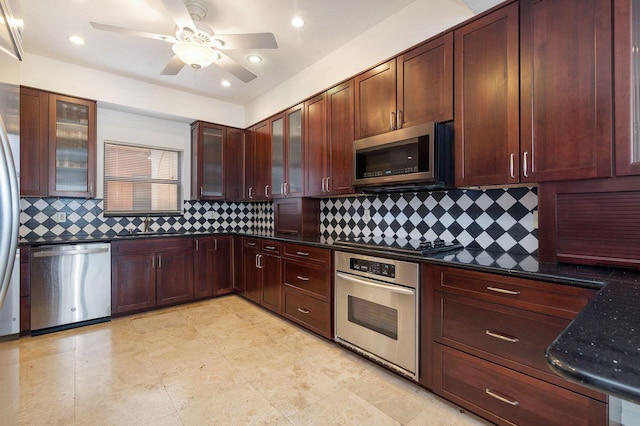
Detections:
[0, 0, 22, 338]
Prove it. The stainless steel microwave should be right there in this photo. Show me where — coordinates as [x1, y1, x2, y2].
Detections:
[353, 122, 453, 192]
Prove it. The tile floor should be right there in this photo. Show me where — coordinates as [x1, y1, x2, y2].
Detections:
[0, 295, 491, 425]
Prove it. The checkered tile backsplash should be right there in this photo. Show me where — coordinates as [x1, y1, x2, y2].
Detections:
[20, 187, 537, 254]
[321, 187, 538, 255]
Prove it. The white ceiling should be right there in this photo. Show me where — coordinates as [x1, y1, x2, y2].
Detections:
[19, 0, 501, 107]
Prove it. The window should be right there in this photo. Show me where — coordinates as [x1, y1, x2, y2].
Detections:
[104, 141, 182, 215]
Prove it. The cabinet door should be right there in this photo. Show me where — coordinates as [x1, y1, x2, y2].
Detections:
[213, 236, 233, 296]
[243, 247, 261, 303]
[270, 114, 285, 198]
[260, 253, 282, 314]
[520, 0, 613, 182]
[253, 120, 271, 200]
[355, 59, 397, 139]
[193, 236, 214, 299]
[111, 253, 156, 314]
[156, 249, 194, 306]
[225, 127, 245, 200]
[244, 126, 256, 200]
[397, 33, 453, 129]
[614, 0, 640, 176]
[232, 236, 244, 293]
[454, 3, 520, 187]
[19, 87, 48, 196]
[327, 80, 355, 195]
[285, 104, 304, 197]
[192, 122, 224, 200]
[304, 93, 327, 196]
[48, 94, 96, 198]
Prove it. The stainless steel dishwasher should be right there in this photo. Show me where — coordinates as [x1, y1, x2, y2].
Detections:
[30, 243, 111, 334]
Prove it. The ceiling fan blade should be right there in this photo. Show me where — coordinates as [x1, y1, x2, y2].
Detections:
[161, 55, 186, 75]
[90, 22, 176, 43]
[161, 0, 197, 33]
[216, 52, 257, 83]
[215, 33, 278, 50]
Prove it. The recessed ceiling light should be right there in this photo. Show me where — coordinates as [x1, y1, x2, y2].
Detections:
[247, 55, 262, 64]
[68, 35, 85, 45]
[221, 80, 231, 87]
[291, 16, 305, 28]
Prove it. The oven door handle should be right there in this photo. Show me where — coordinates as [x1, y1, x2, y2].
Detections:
[336, 272, 414, 296]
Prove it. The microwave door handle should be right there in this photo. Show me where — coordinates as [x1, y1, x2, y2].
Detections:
[336, 272, 414, 296]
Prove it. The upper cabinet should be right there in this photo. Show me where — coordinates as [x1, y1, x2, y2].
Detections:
[454, 3, 520, 187]
[20, 87, 97, 198]
[614, 0, 640, 176]
[271, 104, 304, 198]
[520, 0, 613, 182]
[191, 121, 245, 201]
[247, 119, 271, 200]
[305, 80, 355, 196]
[456, 0, 613, 187]
[354, 35, 453, 140]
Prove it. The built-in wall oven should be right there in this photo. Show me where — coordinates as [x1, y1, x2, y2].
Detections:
[334, 251, 419, 380]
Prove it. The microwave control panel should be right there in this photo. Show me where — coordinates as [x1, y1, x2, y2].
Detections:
[350, 258, 396, 278]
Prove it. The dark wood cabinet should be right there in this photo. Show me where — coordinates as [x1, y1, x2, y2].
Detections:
[613, 0, 640, 176]
[193, 235, 233, 299]
[355, 34, 453, 140]
[241, 237, 282, 313]
[247, 119, 271, 200]
[20, 87, 96, 198]
[422, 264, 607, 425]
[519, 0, 613, 182]
[305, 80, 355, 196]
[454, 3, 519, 187]
[274, 197, 320, 236]
[271, 104, 304, 198]
[191, 121, 245, 201]
[232, 236, 244, 293]
[111, 238, 193, 315]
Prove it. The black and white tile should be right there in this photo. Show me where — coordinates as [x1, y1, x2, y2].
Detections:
[321, 187, 538, 255]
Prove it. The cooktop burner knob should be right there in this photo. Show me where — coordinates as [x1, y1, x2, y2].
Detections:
[433, 238, 445, 247]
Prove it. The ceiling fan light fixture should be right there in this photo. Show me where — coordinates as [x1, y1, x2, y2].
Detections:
[172, 41, 218, 69]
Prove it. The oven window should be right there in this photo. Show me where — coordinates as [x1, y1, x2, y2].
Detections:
[348, 295, 398, 340]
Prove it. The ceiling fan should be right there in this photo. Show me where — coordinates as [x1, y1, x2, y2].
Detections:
[90, 0, 278, 83]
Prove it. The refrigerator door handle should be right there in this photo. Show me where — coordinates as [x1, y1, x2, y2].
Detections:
[0, 115, 19, 310]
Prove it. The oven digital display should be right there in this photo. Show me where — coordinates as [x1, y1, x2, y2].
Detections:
[350, 258, 395, 278]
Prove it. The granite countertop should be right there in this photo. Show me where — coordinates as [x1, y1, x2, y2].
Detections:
[546, 269, 640, 404]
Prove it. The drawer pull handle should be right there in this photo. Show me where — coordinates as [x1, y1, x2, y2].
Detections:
[297, 308, 310, 314]
[296, 275, 310, 281]
[485, 389, 519, 406]
[265, 245, 276, 250]
[486, 286, 520, 296]
[486, 330, 519, 343]
[296, 251, 309, 256]
[247, 242, 256, 247]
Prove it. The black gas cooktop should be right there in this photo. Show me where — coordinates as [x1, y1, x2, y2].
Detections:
[333, 236, 463, 256]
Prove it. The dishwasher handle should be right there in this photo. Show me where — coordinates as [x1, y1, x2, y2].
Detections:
[33, 247, 110, 258]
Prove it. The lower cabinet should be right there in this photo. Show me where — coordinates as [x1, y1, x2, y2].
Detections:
[422, 264, 607, 425]
[111, 237, 194, 315]
[242, 237, 282, 314]
[194, 235, 233, 299]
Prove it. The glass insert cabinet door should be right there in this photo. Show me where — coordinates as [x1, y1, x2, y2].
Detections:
[201, 125, 224, 198]
[48, 95, 96, 197]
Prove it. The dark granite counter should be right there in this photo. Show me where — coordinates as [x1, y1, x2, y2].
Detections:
[546, 269, 640, 404]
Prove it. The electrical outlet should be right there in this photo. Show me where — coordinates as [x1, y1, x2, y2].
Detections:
[363, 209, 371, 222]
[204, 211, 215, 220]
[53, 212, 67, 223]
[532, 210, 538, 229]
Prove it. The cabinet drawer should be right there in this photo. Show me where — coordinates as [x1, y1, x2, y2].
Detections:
[434, 344, 607, 426]
[434, 266, 596, 319]
[111, 237, 192, 255]
[436, 292, 569, 374]
[283, 289, 332, 339]
[244, 237, 260, 249]
[283, 243, 331, 265]
[283, 260, 331, 301]
[260, 240, 281, 255]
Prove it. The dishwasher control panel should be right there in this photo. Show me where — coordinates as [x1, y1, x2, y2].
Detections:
[350, 258, 396, 278]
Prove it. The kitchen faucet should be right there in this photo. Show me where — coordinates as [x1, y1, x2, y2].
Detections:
[144, 215, 151, 232]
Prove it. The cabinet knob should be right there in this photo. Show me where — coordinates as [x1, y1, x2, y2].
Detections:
[248, 187, 253, 199]
[523, 151, 529, 178]
[265, 185, 270, 198]
[321, 177, 326, 193]
[390, 111, 396, 130]
[509, 153, 515, 179]
[396, 110, 403, 129]
[326, 177, 330, 192]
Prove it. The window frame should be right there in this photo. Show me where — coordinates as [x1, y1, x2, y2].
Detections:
[103, 140, 183, 216]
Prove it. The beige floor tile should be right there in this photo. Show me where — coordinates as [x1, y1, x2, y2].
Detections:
[406, 396, 493, 426]
[287, 387, 400, 426]
[19, 351, 75, 387]
[131, 308, 188, 334]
